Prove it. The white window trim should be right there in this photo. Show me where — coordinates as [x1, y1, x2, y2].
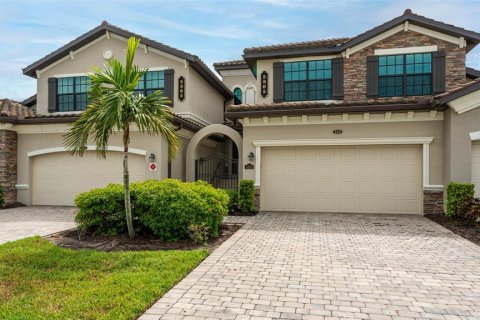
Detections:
[251, 137, 436, 190]
[470, 131, 480, 141]
[27, 146, 147, 157]
[53, 72, 90, 78]
[374, 45, 437, 56]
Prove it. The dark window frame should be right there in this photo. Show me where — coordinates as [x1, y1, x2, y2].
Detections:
[378, 52, 432, 97]
[56, 76, 91, 112]
[134, 70, 165, 96]
[283, 60, 332, 102]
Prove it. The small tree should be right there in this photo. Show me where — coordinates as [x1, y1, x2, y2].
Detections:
[64, 37, 179, 237]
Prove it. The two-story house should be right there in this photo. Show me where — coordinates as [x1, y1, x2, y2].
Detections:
[220, 9, 480, 215]
[0, 21, 236, 206]
[2, 9, 480, 215]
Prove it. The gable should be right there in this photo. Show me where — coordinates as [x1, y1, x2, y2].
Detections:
[23, 21, 232, 99]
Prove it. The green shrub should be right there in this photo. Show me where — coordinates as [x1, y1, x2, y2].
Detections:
[75, 184, 131, 235]
[0, 185, 4, 207]
[223, 189, 238, 213]
[446, 182, 475, 218]
[75, 179, 228, 241]
[238, 180, 255, 213]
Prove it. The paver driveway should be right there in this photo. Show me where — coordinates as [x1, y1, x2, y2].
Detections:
[0, 206, 75, 244]
[141, 212, 480, 320]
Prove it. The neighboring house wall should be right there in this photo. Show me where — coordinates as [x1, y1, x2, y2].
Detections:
[0, 128, 17, 203]
[444, 108, 480, 183]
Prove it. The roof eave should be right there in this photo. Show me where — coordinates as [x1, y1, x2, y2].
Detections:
[434, 81, 480, 106]
[225, 102, 434, 119]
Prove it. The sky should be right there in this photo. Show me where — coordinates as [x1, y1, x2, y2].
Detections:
[1, 0, 480, 101]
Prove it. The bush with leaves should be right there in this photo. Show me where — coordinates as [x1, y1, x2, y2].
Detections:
[0, 185, 4, 207]
[75, 184, 128, 235]
[238, 180, 255, 213]
[223, 189, 238, 213]
[446, 182, 475, 219]
[75, 179, 229, 241]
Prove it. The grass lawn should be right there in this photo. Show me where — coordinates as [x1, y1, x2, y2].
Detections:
[0, 237, 207, 320]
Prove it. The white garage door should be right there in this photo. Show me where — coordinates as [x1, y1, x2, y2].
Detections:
[471, 142, 480, 197]
[261, 145, 422, 214]
[32, 151, 146, 206]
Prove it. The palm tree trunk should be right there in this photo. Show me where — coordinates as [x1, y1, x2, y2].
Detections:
[123, 128, 135, 237]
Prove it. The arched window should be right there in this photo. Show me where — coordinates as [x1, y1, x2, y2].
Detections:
[233, 87, 242, 105]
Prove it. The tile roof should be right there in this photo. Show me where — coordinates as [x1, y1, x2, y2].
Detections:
[213, 59, 249, 72]
[0, 99, 35, 120]
[226, 99, 431, 113]
[241, 9, 480, 65]
[243, 38, 351, 54]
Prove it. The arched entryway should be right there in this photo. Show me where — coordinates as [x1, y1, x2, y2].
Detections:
[186, 124, 243, 186]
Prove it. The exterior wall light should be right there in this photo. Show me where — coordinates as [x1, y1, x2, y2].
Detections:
[149, 153, 156, 162]
[248, 152, 255, 162]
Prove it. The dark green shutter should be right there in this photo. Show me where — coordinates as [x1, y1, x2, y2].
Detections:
[331, 58, 344, 99]
[273, 62, 284, 103]
[432, 51, 446, 94]
[48, 77, 57, 113]
[164, 69, 174, 106]
[366, 56, 379, 97]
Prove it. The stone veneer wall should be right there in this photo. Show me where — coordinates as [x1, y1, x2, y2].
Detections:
[344, 30, 468, 103]
[0, 129, 17, 204]
[254, 187, 260, 212]
[423, 189, 444, 215]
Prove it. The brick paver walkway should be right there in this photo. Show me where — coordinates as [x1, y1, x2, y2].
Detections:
[140, 212, 480, 320]
[0, 206, 75, 244]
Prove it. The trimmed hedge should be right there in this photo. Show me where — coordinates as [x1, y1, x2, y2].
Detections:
[0, 185, 4, 207]
[446, 182, 475, 218]
[75, 179, 229, 241]
[238, 180, 255, 213]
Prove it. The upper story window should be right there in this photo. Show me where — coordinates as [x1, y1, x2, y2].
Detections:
[134, 70, 165, 96]
[378, 53, 432, 97]
[57, 76, 90, 112]
[233, 87, 242, 105]
[284, 60, 332, 102]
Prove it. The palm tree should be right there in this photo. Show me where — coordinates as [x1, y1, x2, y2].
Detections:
[64, 37, 179, 237]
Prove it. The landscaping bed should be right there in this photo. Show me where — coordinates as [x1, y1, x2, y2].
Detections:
[0, 237, 207, 320]
[426, 214, 480, 246]
[45, 222, 244, 252]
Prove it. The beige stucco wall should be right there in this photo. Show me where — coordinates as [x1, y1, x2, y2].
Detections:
[220, 72, 256, 93]
[444, 108, 480, 183]
[14, 124, 206, 204]
[186, 67, 226, 124]
[242, 119, 444, 186]
[35, 36, 225, 124]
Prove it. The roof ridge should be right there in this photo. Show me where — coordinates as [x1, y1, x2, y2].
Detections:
[244, 37, 351, 53]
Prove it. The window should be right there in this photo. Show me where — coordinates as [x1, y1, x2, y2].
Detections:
[284, 60, 332, 102]
[233, 87, 242, 105]
[57, 76, 91, 112]
[379, 53, 432, 97]
[134, 70, 165, 96]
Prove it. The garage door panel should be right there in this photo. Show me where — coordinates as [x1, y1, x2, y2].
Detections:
[33, 151, 146, 206]
[261, 145, 422, 214]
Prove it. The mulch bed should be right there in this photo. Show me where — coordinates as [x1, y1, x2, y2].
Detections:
[0, 202, 25, 210]
[45, 222, 244, 252]
[426, 214, 480, 246]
